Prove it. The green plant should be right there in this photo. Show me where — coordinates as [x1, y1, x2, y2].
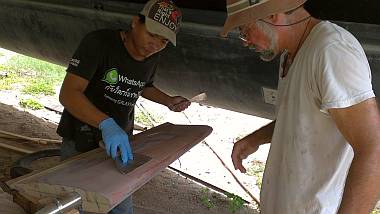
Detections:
[226, 192, 245, 213]
[246, 160, 265, 189]
[134, 107, 163, 127]
[4, 55, 65, 81]
[200, 188, 215, 209]
[135, 111, 154, 127]
[19, 98, 44, 110]
[0, 72, 21, 90]
[22, 80, 55, 95]
[0, 54, 65, 92]
[372, 208, 380, 214]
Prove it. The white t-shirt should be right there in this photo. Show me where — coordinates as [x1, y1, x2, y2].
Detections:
[260, 21, 375, 214]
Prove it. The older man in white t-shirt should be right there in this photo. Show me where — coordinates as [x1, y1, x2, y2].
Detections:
[221, 0, 380, 213]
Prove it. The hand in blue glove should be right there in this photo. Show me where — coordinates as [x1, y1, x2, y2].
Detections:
[99, 118, 133, 164]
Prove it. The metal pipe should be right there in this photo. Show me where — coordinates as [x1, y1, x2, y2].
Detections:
[35, 192, 82, 214]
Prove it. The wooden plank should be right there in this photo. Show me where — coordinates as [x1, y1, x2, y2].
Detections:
[0, 192, 27, 214]
[8, 123, 212, 213]
[0, 141, 35, 154]
[0, 139, 59, 154]
[0, 130, 61, 145]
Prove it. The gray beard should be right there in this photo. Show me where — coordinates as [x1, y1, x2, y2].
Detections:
[259, 49, 277, 62]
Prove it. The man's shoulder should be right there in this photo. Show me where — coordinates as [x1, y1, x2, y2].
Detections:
[303, 21, 365, 61]
[87, 29, 118, 36]
[310, 21, 362, 51]
[82, 29, 119, 43]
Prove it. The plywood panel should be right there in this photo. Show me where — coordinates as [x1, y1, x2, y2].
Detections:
[8, 123, 212, 213]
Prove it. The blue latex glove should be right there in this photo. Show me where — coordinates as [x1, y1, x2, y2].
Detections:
[99, 118, 133, 164]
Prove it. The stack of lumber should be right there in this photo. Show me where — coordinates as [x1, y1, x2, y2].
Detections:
[0, 130, 60, 154]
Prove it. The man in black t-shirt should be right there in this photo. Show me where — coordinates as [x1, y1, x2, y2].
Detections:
[57, 0, 188, 213]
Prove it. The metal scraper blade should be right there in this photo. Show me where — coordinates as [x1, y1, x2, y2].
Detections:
[115, 153, 152, 174]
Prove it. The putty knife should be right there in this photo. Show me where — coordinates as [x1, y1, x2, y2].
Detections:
[99, 141, 152, 174]
[189, 92, 207, 103]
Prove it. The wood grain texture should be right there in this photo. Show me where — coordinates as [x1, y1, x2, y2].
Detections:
[0, 141, 36, 154]
[0, 138, 60, 155]
[0, 190, 26, 214]
[8, 123, 212, 213]
[0, 130, 61, 144]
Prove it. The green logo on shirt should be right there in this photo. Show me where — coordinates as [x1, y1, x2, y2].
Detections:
[102, 68, 119, 85]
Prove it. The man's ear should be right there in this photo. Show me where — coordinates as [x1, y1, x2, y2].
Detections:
[266, 14, 280, 24]
[131, 16, 139, 29]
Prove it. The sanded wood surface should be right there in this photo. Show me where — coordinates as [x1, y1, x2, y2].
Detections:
[8, 123, 212, 213]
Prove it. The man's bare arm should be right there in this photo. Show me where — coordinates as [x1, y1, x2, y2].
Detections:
[243, 120, 275, 146]
[141, 86, 172, 106]
[231, 120, 275, 172]
[142, 86, 190, 112]
[59, 73, 108, 128]
[330, 98, 380, 213]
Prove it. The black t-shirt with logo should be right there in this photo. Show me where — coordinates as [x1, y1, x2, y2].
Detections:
[57, 29, 159, 152]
